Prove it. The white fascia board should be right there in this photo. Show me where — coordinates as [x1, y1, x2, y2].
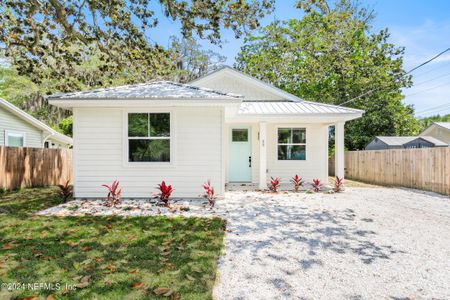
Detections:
[0, 97, 73, 146]
[0, 98, 53, 133]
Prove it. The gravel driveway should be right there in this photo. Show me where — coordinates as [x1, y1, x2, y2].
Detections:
[214, 187, 450, 299]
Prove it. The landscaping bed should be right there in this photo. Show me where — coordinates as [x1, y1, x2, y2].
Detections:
[0, 187, 225, 300]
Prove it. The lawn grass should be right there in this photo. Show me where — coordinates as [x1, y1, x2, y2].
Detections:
[0, 187, 226, 299]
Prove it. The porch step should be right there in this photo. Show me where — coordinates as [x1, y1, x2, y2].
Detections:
[225, 183, 259, 192]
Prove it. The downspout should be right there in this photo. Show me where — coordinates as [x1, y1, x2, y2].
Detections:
[42, 131, 55, 148]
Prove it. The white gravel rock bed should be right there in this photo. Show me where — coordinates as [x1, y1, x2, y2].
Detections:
[214, 188, 450, 300]
[36, 198, 222, 218]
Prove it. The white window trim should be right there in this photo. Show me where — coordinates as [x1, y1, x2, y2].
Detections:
[4, 130, 26, 147]
[276, 126, 307, 161]
[122, 109, 175, 167]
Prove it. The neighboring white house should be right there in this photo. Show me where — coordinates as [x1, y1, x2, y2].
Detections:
[419, 122, 450, 145]
[0, 98, 72, 148]
[48, 67, 363, 198]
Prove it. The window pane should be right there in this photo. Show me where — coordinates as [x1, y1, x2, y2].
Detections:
[278, 145, 306, 160]
[293, 129, 306, 143]
[128, 113, 148, 137]
[232, 129, 248, 142]
[129, 139, 170, 162]
[278, 128, 291, 143]
[7, 135, 24, 147]
[150, 113, 170, 137]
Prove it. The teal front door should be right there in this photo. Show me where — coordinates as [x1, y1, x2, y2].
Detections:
[229, 127, 252, 182]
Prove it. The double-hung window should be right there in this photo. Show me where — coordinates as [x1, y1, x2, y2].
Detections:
[5, 131, 26, 147]
[277, 128, 306, 160]
[127, 113, 170, 162]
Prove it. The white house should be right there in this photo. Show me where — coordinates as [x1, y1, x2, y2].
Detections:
[48, 67, 363, 198]
[0, 98, 72, 148]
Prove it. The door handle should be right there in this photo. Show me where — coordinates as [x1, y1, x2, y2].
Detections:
[249, 156, 252, 167]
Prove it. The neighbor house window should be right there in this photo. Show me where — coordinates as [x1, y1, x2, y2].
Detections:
[128, 113, 170, 162]
[277, 128, 306, 160]
[5, 131, 25, 147]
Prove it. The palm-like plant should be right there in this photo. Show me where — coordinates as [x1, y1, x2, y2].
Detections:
[269, 177, 280, 192]
[291, 175, 304, 192]
[58, 178, 73, 202]
[155, 181, 173, 207]
[333, 176, 344, 192]
[312, 179, 322, 192]
[202, 180, 215, 207]
[102, 180, 122, 207]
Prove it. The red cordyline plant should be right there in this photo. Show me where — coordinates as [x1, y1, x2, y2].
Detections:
[58, 178, 73, 202]
[102, 180, 122, 207]
[202, 180, 215, 207]
[155, 181, 173, 207]
[312, 179, 323, 192]
[269, 177, 280, 192]
[333, 176, 344, 193]
[291, 175, 304, 192]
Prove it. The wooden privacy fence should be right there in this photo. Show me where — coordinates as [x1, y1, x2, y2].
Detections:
[329, 147, 450, 195]
[0, 146, 72, 190]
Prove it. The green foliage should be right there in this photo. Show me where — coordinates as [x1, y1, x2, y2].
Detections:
[0, 22, 233, 132]
[59, 116, 73, 136]
[0, 187, 226, 299]
[236, 0, 419, 149]
[170, 36, 226, 83]
[417, 114, 450, 132]
[0, 0, 274, 89]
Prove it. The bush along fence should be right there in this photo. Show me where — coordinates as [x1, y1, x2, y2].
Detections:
[0, 146, 72, 191]
[329, 147, 450, 195]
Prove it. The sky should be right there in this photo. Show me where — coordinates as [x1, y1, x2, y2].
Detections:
[151, 0, 450, 117]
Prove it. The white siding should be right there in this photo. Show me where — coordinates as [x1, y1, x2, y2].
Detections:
[266, 123, 329, 186]
[195, 74, 284, 100]
[73, 107, 224, 198]
[0, 106, 44, 148]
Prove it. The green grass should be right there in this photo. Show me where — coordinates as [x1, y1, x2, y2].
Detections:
[0, 187, 226, 299]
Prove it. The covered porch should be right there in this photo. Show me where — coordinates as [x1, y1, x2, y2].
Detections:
[223, 119, 346, 190]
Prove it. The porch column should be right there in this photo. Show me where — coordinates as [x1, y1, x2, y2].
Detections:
[259, 122, 267, 190]
[335, 122, 345, 179]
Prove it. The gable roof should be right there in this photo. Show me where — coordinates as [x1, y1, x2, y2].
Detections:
[47, 81, 242, 100]
[375, 136, 447, 147]
[190, 66, 303, 102]
[432, 122, 450, 130]
[376, 136, 416, 146]
[414, 136, 448, 146]
[0, 98, 72, 145]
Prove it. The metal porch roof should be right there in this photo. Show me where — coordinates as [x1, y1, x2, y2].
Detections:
[238, 101, 363, 115]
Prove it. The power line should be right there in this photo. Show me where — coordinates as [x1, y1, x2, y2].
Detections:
[406, 47, 450, 74]
[416, 103, 450, 114]
[412, 59, 450, 79]
[413, 71, 450, 87]
[404, 80, 450, 97]
[339, 47, 450, 106]
[419, 106, 450, 116]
